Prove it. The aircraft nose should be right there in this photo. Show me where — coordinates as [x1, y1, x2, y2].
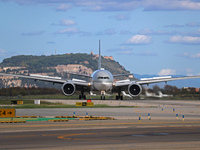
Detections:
[94, 82, 112, 91]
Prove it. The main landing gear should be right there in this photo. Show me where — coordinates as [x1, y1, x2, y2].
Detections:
[116, 95, 123, 100]
[79, 90, 86, 99]
[116, 90, 123, 100]
[79, 95, 86, 99]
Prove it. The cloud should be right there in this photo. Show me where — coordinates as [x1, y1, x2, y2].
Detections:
[59, 20, 76, 26]
[182, 52, 200, 59]
[137, 28, 200, 37]
[6, 0, 200, 11]
[107, 46, 157, 56]
[51, 19, 76, 26]
[138, 28, 176, 35]
[126, 35, 152, 45]
[164, 22, 200, 28]
[186, 22, 200, 27]
[54, 27, 91, 36]
[158, 69, 176, 76]
[167, 36, 200, 44]
[54, 27, 80, 35]
[109, 14, 130, 21]
[22, 31, 44, 36]
[55, 4, 72, 11]
[164, 24, 184, 28]
[144, 0, 200, 11]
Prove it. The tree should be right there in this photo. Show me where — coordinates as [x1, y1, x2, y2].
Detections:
[152, 85, 161, 94]
[164, 85, 179, 94]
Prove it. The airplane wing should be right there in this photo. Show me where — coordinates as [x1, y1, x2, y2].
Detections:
[0, 73, 90, 87]
[114, 75, 200, 87]
[0, 73, 66, 84]
[136, 75, 200, 85]
[113, 75, 200, 99]
[0, 73, 91, 99]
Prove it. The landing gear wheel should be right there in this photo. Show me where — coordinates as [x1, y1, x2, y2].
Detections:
[116, 95, 123, 100]
[101, 96, 105, 100]
[79, 95, 86, 99]
[120, 96, 123, 100]
[83, 95, 86, 100]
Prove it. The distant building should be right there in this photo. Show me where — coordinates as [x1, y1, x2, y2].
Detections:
[104, 56, 113, 60]
[90, 51, 113, 60]
[54, 64, 93, 75]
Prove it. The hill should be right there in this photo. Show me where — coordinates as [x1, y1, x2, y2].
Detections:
[0, 53, 131, 88]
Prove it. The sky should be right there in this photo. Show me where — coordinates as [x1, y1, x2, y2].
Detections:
[0, 0, 200, 76]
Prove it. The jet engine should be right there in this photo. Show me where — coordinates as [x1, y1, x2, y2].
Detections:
[61, 82, 76, 96]
[128, 83, 142, 97]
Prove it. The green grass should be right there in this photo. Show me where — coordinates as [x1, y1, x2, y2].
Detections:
[0, 98, 144, 108]
[0, 104, 141, 109]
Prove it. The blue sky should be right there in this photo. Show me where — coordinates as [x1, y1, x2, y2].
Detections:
[0, 0, 200, 76]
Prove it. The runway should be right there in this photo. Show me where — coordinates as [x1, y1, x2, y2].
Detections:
[1, 125, 200, 149]
[1, 100, 200, 149]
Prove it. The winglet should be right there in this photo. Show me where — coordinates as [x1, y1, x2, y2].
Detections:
[98, 40, 101, 70]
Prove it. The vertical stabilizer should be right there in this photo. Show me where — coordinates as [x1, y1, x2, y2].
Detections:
[98, 40, 101, 70]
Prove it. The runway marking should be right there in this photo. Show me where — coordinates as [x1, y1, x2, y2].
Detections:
[57, 130, 156, 142]
[2, 135, 37, 138]
[42, 133, 63, 136]
[0, 121, 200, 130]
[57, 133, 97, 140]
[57, 132, 123, 142]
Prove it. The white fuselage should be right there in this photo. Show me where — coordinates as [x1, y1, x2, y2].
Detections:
[91, 69, 114, 91]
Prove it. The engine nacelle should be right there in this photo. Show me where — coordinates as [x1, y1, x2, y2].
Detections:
[128, 83, 142, 97]
[61, 82, 76, 96]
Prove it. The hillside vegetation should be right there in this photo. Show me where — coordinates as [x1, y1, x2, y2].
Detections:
[0, 53, 131, 88]
[0, 53, 129, 75]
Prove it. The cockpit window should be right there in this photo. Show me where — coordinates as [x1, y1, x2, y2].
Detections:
[98, 77, 109, 79]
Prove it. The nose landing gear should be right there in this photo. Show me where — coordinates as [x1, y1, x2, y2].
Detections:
[101, 91, 106, 100]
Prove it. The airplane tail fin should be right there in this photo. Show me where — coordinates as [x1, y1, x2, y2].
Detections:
[98, 40, 101, 70]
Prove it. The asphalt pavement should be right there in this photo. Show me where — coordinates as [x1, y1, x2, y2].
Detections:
[1, 99, 200, 150]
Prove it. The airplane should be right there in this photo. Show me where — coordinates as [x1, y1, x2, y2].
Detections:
[1, 40, 200, 100]
[145, 91, 173, 98]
